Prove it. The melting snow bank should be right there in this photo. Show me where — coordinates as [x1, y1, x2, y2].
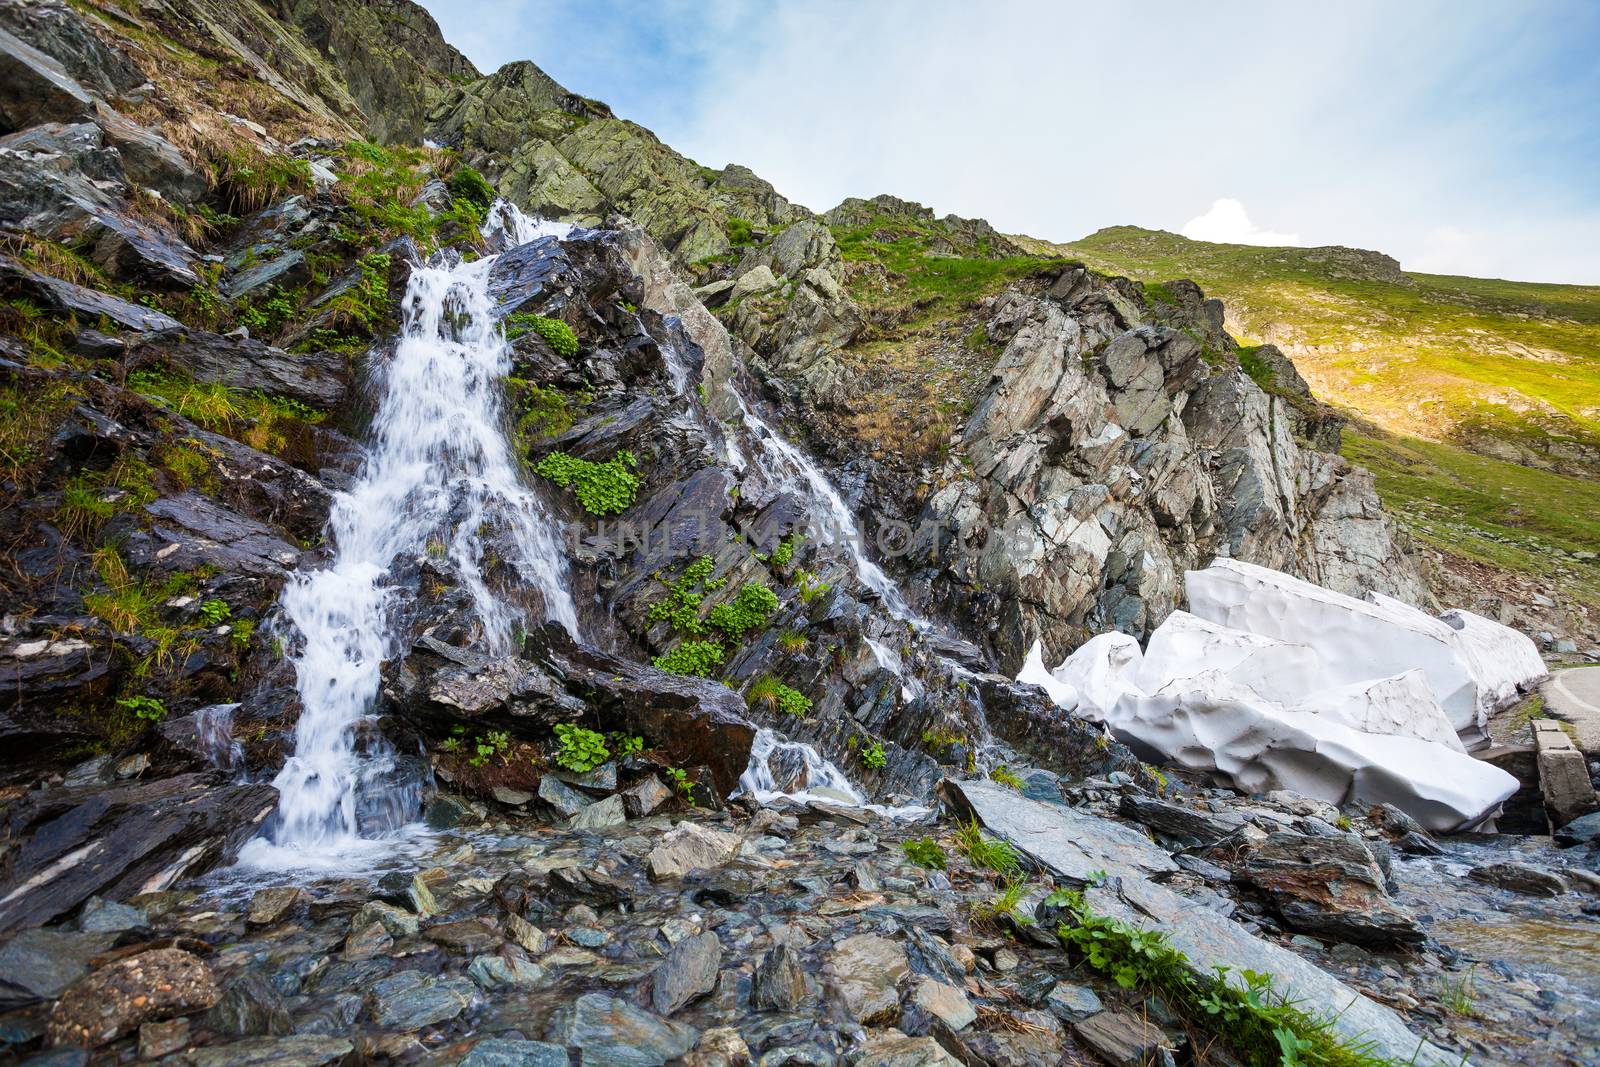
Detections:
[734, 729, 929, 819]
[1021, 560, 1544, 832]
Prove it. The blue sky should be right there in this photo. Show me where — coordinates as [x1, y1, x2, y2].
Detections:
[419, 0, 1600, 283]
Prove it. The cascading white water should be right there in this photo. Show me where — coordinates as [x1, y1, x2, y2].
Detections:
[731, 391, 917, 621]
[239, 208, 578, 870]
[734, 728, 928, 818]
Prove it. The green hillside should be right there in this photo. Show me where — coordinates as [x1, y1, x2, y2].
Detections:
[1030, 226, 1600, 604]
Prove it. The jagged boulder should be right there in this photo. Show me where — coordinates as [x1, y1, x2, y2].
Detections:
[0, 774, 276, 934]
[917, 275, 1427, 672]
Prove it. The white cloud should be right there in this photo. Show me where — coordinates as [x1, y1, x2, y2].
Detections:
[1180, 199, 1302, 247]
[422, 0, 1600, 284]
[1407, 226, 1482, 276]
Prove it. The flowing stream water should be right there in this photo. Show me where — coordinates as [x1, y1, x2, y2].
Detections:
[239, 212, 578, 870]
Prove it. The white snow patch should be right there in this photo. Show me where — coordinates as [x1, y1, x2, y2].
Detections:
[1020, 560, 1542, 831]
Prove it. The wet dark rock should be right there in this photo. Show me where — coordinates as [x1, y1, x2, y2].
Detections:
[825, 933, 908, 1025]
[648, 821, 742, 881]
[137, 1017, 190, 1059]
[293, 993, 362, 1036]
[245, 887, 305, 927]
[184, 1035, 353, 1067]
[543, 992, 697, 1066]
[1555, 810, 1600, 846]
[570, 794, 626, 830]
[904, 976, 975, 1032]
[1467, 862, 1568, 898]
[752, 942, 808, 1012]
[136, 493, 305, 578]
[0, 0, 145, 104]
[621, 775, 673, 818]
[0, 775, 276, 934]
[1044, 981, 1103, 1024]
[457, 1036, 568, 1067]
[351, 900, 420, 938]
[0, 122, 196, 288]
[0, 253, 180, 332]
[537, 775, 592, 818]
[942, 778, 1177, 881]
[76, 896, 148, 933]
[0, 22, 94, 129]
[901, 926, 965, 988]
[537, 633, 757, 801]
[425, 919, 502, 954]
[552, 763, 620, 793]
[424, 794, 482, 830]
[204, 973, 293, 1038]
[365, 970, 475, 1031]
[1238, 832, 1423, 947]
[1119, 794, 1246, 846]
[135, 330, 348, 412]
[651, 931, 722, 1016]
[0, 929, 116, 1008]
[392, 638, 583, 733]
[466, 954, 547, 991]
[47, 948, 219, 1047]
[1395, 831, 1445, 857]
[1073, 1011, 1174, 1067]
[853, 1032, 962, 1066]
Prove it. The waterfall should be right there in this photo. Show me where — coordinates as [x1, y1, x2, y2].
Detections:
[731, 391, 918, 622]
[734, 728, 928, 818]
[239, 207, 578, 870]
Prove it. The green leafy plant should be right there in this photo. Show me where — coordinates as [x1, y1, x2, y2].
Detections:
[706, 581, 778, 640]
[229, 618, 256, 650]
[921, 726, 965, 753]
[117, 695, 167, 722]
[725, 217, 754, 246]
[652, 639, 725, 678]
[1048, 886, 1414, 1066]
[610, 733, 646, 757]
[469, 729, 511, 767]
[771, 533, 800, 567]
[505, 312, 579, 358]
[797, 570, 831, 604]
[861, 740, 887, 770]
[197, 598, 232, 625]
[553, 723, 609, 772]
[648, 555, 715, 635]
[536, 450, 640, 515]
[901, 837, 947, 871]
[665, 766, 696, 805]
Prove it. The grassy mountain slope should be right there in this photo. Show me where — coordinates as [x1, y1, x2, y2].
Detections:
[1018, 227, 1600, 617]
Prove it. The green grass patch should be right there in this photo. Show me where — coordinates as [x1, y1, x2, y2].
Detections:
[901, 837, 948, 871]
[746, 675, 811, 718]
[1343, 427, 1600, 603]
[955, 818, 1023, 878]
[831, 213, 1063, 328]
